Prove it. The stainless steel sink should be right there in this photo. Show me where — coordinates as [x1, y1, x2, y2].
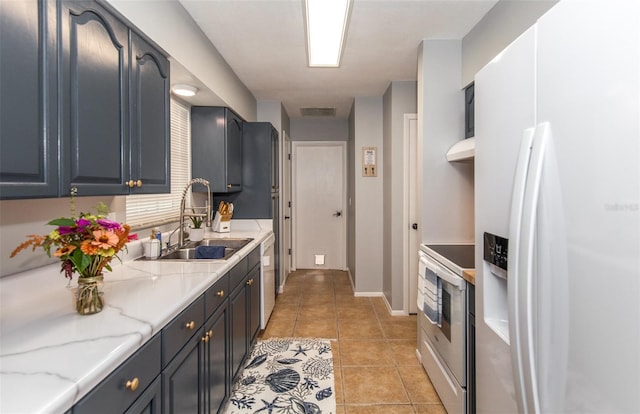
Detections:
[156, 238, 253, 261]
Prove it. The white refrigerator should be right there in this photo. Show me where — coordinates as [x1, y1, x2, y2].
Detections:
[474, 1, 639, 413]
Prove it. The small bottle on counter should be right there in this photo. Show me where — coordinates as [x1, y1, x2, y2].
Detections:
[144, 230, 161, 259]
[153, 227, 162, 247]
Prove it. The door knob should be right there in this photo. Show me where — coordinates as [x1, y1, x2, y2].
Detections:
[333, 211, 342, 217]
[412, 223, 418, 230]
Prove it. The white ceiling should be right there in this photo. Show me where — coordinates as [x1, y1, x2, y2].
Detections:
[178, 0, 498, 119]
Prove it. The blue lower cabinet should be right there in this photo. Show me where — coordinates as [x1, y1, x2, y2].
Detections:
[162, 328, 206, 414]
[72, 246, 262, 414]
[125, 377, 162, 414]
[73, 335, 161, 414]
[204, 305, 230, 414]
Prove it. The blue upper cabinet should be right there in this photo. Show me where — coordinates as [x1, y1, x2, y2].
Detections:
[59, 0, 130, 197]
[0, 0, 58, 199]
[129, 31, 171, 195]
[192, 107, 244, 193]
[0, 0, 170, 200]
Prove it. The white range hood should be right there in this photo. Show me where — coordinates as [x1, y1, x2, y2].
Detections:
[446, 137, 475, 162]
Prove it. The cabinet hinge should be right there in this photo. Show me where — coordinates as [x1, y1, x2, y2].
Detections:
[288, 248, 292, 255]
[288, 153, 291, 160]
[288, 201, 291, 208]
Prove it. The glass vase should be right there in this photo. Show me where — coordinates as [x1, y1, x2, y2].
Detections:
[74, 275, 105, 315]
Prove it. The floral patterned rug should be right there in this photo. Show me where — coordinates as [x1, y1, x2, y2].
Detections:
[225, 338, 336, 414]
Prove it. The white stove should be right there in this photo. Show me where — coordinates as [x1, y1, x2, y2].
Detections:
[418, 243, 474, 414]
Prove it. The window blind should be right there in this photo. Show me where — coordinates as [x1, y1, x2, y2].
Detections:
[125, 99, 191, 228]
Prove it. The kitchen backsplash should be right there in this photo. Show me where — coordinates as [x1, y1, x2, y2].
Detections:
[0, 196, 125, 278]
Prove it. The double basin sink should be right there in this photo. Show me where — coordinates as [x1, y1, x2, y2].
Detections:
[158, 238, 253, 261]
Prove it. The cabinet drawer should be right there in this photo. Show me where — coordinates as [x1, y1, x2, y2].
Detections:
[205, 274, 229, 318]
[73, 334, 161, 414]
[247, 246, 260, 271]
[229, 258, 248, 293]
[162, 295, 205, 367]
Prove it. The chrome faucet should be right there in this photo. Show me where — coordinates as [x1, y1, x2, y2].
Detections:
[174, 178, 211, 248]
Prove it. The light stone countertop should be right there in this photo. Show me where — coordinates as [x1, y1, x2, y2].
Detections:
[0, 220, 273, 414]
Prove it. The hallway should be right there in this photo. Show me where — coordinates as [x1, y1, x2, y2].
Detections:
[259, 269, 446, 414]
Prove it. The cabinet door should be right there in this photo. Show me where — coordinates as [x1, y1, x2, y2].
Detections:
[60, 0, 129, 196]
[129, 31, 170, 194]
[73, 335, 161, 414]
[247, 265, 261, 344]
[0, 0, 58, 199]
[162, 329, 205, 414]
[225, 110, 243, 192]
[230, 122, 273, 218]
[204, 305, 229, 414]
[230, 283, 248, 379]
[124, 377, 162, 414]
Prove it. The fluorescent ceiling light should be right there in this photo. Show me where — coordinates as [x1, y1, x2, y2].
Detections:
[172, 84, 198, 97]
[305, 0, 351, 67]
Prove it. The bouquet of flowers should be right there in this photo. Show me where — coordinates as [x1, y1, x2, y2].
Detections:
[11, 202, 135, 314]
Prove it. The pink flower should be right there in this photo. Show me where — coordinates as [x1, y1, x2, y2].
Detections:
[97, 219, 122, 231]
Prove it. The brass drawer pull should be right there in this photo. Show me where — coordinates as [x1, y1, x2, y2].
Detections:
[216, 290, 225, 297]
[185, 321, 195, 330]
[125, 377, 139, 392]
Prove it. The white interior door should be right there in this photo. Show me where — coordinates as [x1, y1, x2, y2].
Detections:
[404, 114, 420, 314]
[281, 130, 292, 288]
[293, 141, 347, 270]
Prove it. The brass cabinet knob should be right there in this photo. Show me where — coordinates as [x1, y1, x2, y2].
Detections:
[125, 377, 140, 392]
[201, 334, 209, 343]
[185, 321, 195, 330]
[127, 180, 135, 188]
[136, 179, 142, 187]
[208, 330, 213, 338]
[227, 184, 232, 188]
[246, 278, 254, 286]
[216, 290, 225, 297]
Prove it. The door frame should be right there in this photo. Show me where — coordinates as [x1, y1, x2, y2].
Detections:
[291, 140, 348, 271]
[403, 113, 420, 314]
[280, 130, 292, 291]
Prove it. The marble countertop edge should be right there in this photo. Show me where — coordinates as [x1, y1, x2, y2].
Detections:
[0, 222, 272, 414]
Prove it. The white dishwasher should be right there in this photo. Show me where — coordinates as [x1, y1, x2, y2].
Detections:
[260, 234, 276, 329]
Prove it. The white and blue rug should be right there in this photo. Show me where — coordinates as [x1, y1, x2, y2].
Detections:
[226, 338, 336, 414]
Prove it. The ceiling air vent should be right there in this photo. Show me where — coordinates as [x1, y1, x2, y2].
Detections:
[300, 107, 336, 117]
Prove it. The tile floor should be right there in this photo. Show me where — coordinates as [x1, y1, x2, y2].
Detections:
[259, 269, 446, 414]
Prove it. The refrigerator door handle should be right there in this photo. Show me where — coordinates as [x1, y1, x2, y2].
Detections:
[508, 124, 549, 414]
[508, 128, 535, 412]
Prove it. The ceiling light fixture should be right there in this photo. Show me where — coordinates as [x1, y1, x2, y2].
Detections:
[304, 0, 352, 67]
[171, 84, 199, 97]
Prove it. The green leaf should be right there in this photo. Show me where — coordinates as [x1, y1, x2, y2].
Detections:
[48, 218, 76, 227]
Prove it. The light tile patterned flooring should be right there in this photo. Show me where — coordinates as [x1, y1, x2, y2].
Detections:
[259, 269, 446, 414]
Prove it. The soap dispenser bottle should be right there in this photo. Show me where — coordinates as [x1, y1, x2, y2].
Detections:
[144, 229, 161, 259]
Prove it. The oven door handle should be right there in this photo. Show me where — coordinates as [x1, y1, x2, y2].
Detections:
[436, 267, 465, 290]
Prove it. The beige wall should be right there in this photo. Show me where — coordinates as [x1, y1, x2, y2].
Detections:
[351, 97, 384, 294]
[382, 81, 417, 310]
[0, 196, 126, 277]
[290, 119, 349, 141]
[106, 0, 257, 121]
[419, 40, 474, 244]
[347, 105, 357, 285]
[462, 0, 557, 86]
